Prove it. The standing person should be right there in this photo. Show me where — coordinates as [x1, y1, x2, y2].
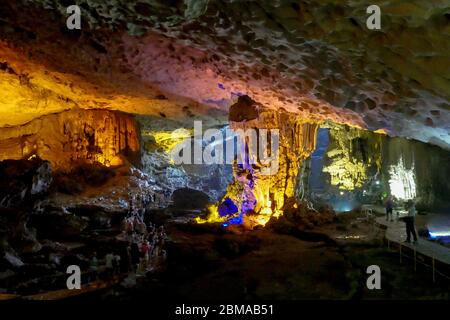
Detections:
[125, 218, 134, 236]
[136, 217, 147, 235]
[130, 241, 140, 273]
[105, 252, 115, 277]
[140, 240, 151, 271]
[120, 245, 130, 273]
[88, 252, 98, 282]
[385, 196, 394, 222]
[112, 254, 121, 275]
[126, 242, 133, 272]
[152, 233, 159, 257]
[404, 200, 418, 244]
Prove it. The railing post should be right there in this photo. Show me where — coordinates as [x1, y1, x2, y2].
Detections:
[399, 244, 402, 264]
[432, 257, 435, 283]
[414, 248, 416, 272]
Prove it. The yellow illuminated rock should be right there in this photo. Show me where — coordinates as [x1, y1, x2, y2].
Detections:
[0, 41, 207, 127]
[145, 129, 194, 154]
[322, 125, 382, 190]
[194, 204, 225, 224]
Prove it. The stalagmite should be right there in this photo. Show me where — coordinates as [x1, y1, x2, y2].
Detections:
[199, 96, 320, 228]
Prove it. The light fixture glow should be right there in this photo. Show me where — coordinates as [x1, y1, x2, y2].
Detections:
[429, 231, 450, 238]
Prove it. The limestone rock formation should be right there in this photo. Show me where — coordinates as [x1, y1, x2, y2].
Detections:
[0, 158, 52, 208]
[322, 125, 382, 191]
[201, 99, 319, 228]
[229, 95, 260, 122]
[304, 125, 450, 211]
[0, 109, 140, 170]
[380, 137, 450, 210]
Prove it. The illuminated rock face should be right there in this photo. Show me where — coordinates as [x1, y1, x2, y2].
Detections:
[380, 137, 450, 210]
[304, 125, 385, 212]
[0, 109, 140, 170]
[307, 126, 450, 211]
[323, 125, 382, 191]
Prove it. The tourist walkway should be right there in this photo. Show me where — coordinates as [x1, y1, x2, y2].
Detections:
[376, 217, 450, 265]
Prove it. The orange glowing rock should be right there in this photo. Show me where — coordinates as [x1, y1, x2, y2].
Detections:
[0, 41, 197, 128]
[0, 109, 140, 170]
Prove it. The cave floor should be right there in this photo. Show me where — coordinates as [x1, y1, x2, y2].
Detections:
[94, 214, 449, 301]
[375, 216, 450, 264]
[2, 209, 449, 301]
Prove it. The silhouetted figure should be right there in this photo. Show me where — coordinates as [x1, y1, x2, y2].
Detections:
[139, 240, 151, 272]
[112, 254, 121, 275]
[404, 200, 418, 244]
[125, 217, 134, 236]
[105, 252, 115, 277]
[119, 245, 130, 273]
[385, 196, 394, 222]
[130, 242, 140, 272]
[88, 252, 98, 282]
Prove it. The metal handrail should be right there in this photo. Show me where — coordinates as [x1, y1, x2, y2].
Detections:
[386, 239, 450, 282]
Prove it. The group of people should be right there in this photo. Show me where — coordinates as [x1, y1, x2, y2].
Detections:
[86, 195, 168, 283]
[122, 216, 167, 275]
[122, 194, 168, 273]
[385, 196, 418, 244]
[87, 221, 167, 282]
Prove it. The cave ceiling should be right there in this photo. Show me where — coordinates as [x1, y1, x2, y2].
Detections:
[0, 0, 449, 149]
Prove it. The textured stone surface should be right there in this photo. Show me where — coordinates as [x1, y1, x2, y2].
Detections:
[322, 125, 382, 191]
[140, 125, 233, 201]
[380, 137, 450, 210]
[0, 0, 448, 149]
[171, 188, 210, 210]
[0, 109, 140, 169]
[0, 158, 52, 208]
[304, 126, 450, 211]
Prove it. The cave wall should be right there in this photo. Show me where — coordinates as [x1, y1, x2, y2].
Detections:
[322, 125, 382, 191]
[381, 137, 450, 211]
[305, 125, 382, 212]
[0, 109, 140, 170]
[306, 125, 450, 212]
[141, 140, 233, 202]
[138, 116, 233, 202]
